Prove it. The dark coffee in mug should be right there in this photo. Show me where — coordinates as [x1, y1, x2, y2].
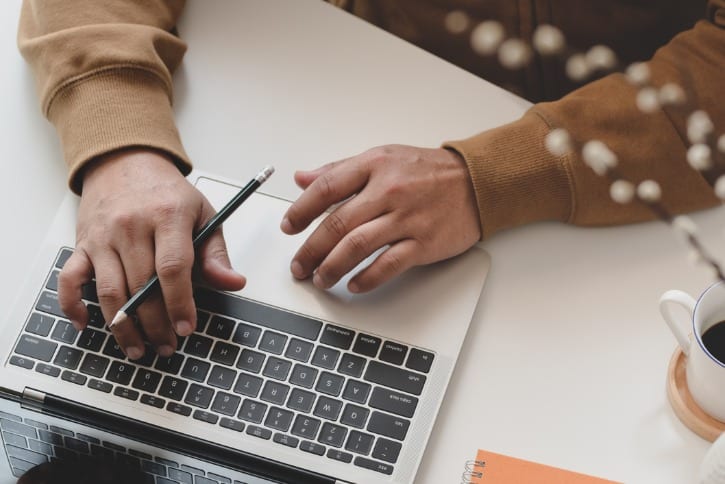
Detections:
[702, 321, 725, 365]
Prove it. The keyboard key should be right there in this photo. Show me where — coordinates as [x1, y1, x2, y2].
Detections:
[87, 379, 113, 393]
[38, 429, 62, 445]
[1, 420, 37, 439]
[15, 334, 57, 362]
[219, 418, 245, 433]
[56, 248, 73, 268]
[313, 396, 342, 421]
[311, 346, 340, 370]
[262, 357, 292, 381]
[289, 364, 318, 389]
[195, 310, 211, 333]
[208, 473, 232, 484]
[158, 376, 188, 401]
[260, 381, 289, 406]
[287, 388, 316, 413]
[338, 353, 366, 378]
[53, 345, 82, 370]
[102, 337, 126, 360]
[3, 431, 27, 448]
[155, 457, 179, 469]
[340, 404, 369, 429]
[169, 468, 194, 484]
[28, 439, 53, 456]
[25, 313, 54, 336]
[142, 460, 167, 477]
[232, 323, 261, 348]
[320, 325, 355, 350]
[315, 372, 344, 397]
[155, 353, 185, 375]
[238, 399, 267, 423]
[76, 328, 107, 352]
[345, 430, 374, 455]
[211, 392, 241, 416]
[184, 383, 214, 408]
[193, 410, 219, 425]
[327, 448, 353, 463]
[245, 425, 272, 440]
[264, 407, 294, 432]
[9, 356, 33, 370]
[180, 357, 210, 382]
[406, 348, 434, 373]
[273, 433, 299, 448]
[354, 456, 394, 475]
[131, 369, 162, 393]
[291, 415, 321, 440]
[61, 371, 87, 385]
[364, 361, 426, 396]
[35, 363, 61, 377]
[369, 386, 418, 418]
[113, 386, 140, 401]
[210, 342, 240, 366]
[130, 346, 157, 367]
[166, 402, 192, 417]
[208, 365, 236, 390]
[284, 338, 313, 362]
[140, 394, 165, 409]
[183, 334, 213, 359]
[352, 334, 381, 358]
[206, 315, 235, 340]
[45, 270, 60, 291]
[259, 331, 287, 355]
[86, 304, 105, 328]
[35, 291, 66, 319]
[367, 411, 410, 441]
[194, 288, 322, 341]
[233, 373, 263, 397]
[318, 422, 347, 448]
[372, 437, 402, 464]
[236, 349, 265, 373]
[299, 440, 325, 456]
[79, 353, 110, 378]
[106, 361, 136, 385]
[6, 445, 47, 466]
[379, 341, 408, 366]
[342, 380, 371, 404]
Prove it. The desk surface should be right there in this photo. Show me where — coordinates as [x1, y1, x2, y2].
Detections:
[1, 1, 720, 482]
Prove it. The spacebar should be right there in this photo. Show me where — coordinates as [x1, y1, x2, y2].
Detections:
[193, 287, 323, 341]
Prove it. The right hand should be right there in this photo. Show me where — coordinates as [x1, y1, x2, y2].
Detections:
[58, 149, 246, 359]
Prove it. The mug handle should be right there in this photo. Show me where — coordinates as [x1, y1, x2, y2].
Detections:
[659, 290, 696, 356]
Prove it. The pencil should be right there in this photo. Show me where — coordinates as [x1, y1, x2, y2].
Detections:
[108, 166, 275, 329]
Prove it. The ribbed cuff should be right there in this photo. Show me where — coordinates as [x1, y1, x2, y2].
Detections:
[443, 110, 574, 239]
[47, 68, 191, 195]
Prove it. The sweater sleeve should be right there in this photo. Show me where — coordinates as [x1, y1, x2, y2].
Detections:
[445, 0, 725, 239]
[17, 0, 191, 194]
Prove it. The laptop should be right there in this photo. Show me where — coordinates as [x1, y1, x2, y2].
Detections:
[0, 170, 490, 484]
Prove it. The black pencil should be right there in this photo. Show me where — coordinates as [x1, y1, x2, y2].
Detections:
[108, 166, 274, 329]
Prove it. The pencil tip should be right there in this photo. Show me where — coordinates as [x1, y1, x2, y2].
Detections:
[109, 311, 128, 329]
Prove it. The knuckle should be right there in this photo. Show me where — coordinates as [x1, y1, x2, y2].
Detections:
[345, 232, 370, 257]
[96, 280, 124, 303]
[323, 212, 348, 239]
[379, 250, 404, 275]
[156, 254, 189, 280]
[315, 173, 338, 201]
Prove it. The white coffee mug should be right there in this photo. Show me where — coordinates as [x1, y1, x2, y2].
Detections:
[660, 282, 725, 423]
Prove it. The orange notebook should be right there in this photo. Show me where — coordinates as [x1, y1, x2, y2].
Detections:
[462, 449, 621, 484]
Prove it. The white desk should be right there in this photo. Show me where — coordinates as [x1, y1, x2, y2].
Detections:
[1, 0, 719, 482]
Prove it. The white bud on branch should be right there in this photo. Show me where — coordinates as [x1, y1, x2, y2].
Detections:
[565, 54, 590, 82]
[672, 215, 697, 237]
[625, 62, 650, 85]
[532, 25, 565, 55]
[444, 10, 470, 34]
[687, 144, 712, 171]
[471, 21, 505, 55]
[715, 175, 725, 200]
[658, 83, 686, 106]
[582, 140, 617, 175]
[585, 45, 617, 71]
[636, 87, 660, 113]
[544, 129, 573, 157]
[610, 180, 635, 204]
[637, 180, 662, 202]
[498, 39, 532, 69]
[687, 110, 714, 144]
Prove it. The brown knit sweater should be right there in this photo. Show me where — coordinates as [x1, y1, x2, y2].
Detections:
[17, 0, 725, 239]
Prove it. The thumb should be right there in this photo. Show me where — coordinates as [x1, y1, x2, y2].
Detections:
[197, 201, 246, 290]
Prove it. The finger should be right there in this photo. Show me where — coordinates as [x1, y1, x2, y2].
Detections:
[91, 251, 146, 359]
[57, 249, 93, 330]
[281, 159, 368, 235]
[289, 194, 385, 280]
[312, 214, 401, 290]
[347, 239, 421, 293]
[293, 161, 337, 190]
[197, 201, 246, 291]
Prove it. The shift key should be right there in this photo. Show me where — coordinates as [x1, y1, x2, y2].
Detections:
[15, 335, 58, 362]
[364, 361, 426, 396]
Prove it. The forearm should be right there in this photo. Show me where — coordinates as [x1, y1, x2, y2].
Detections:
[447, 0, 724, 238]
[18, 0, 191, 194]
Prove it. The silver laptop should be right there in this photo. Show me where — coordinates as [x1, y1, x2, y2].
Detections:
[0, 170, 490, 484]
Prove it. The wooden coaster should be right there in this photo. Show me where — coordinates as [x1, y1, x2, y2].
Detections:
[666, 348, 725, 442]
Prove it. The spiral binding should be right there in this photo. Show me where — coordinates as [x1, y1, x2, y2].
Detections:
[460, 459, 486, 484]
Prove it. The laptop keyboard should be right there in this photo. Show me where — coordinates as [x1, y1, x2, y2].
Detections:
[0, 409, 236, 483]
[9, 248, 435, 477]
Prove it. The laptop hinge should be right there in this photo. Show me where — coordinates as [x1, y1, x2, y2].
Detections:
[21, 387, 46, 410]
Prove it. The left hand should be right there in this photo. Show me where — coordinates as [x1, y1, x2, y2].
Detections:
[280, 144, 482, 293]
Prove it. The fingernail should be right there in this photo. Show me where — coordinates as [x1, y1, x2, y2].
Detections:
[174, 320, 193, 336]
[348, 281, 360, 293]
[313, 272, 327, 289]
[290, 260, 305, 278]
[158, 345, 175, 357]
[280, 217, 293, 233]
[126, 346, 144, 360]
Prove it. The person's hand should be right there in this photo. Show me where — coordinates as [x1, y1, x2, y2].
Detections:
[280, 145, 482, 293]
[58, 149, 245, 359]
